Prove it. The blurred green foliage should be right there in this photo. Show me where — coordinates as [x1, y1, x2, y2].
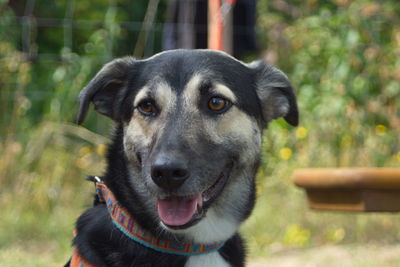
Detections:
[245, 0, 400, 257]
[0, 0, 399, 264]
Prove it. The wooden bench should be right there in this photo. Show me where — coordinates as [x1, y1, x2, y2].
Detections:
[293, 168, 400, 212]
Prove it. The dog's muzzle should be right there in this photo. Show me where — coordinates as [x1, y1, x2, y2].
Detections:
[152, 161, 233, 229]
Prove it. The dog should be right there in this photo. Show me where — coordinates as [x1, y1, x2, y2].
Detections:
[67, 49, 298, 267]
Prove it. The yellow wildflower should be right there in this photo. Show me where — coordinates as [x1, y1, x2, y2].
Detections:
[396, 152, 400, 162]
[256, 184, 263, 196]
[75, 157, 88, 169]
[296, 127, 308, 139]
[79, 146, 92, 156]
[97, 144, 107, 156]
[375, 124, 387, 136]
[326, 227, 346, 243]
[280, 147, 293, 160]
[341, 135, 352, 148]
[283, 224, 311, 247]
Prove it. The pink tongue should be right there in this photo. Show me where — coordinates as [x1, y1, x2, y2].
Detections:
[157, 194, 201, 226]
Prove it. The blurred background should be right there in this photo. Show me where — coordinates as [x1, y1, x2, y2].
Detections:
[0, 0, 400, 266]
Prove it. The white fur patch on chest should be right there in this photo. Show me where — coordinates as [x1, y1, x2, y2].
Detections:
[185, 252, 231, 267]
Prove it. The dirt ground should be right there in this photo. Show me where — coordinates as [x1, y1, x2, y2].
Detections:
[1, 243, 400, 266]
[248, 244, 400, 267]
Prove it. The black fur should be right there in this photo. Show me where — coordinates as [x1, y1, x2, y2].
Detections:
[77, 50, 298, 127]
[72, 125, 248, 267]
[70, 50, 298, 267]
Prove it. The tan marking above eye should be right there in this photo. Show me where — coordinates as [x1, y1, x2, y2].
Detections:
[133, 81, 175, 117]
[134, 86, 150, 107]
[211, 84, 237, 104]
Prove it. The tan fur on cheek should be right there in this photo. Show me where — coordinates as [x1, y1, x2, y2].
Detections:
[123, 116, 152, 163]
[203, 107, 262, 162]
[124, 82, 177, 163]
[204, 107, 259, 143]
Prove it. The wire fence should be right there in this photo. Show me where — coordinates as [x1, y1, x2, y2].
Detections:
[0, 0, 168, 112]
[3, 0, 163, 61]
[2, 0, 256, 61]
[0, 0, 257, 122]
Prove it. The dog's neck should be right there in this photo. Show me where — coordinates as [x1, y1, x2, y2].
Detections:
[95, 180, 225, 256]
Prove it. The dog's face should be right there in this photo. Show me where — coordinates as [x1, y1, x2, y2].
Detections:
[77, 50, 298, 243]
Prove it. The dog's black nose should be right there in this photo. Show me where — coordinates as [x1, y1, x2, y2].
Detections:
[151, 159, 190, 190]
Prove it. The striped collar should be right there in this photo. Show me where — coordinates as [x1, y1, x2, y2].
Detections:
[95, 178, 225, 256]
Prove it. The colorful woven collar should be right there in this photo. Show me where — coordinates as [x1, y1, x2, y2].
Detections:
[95, 179, 225, 256]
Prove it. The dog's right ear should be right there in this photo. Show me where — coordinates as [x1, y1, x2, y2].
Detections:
[76, 57, 136, 125]
[248, 60, 299, 127]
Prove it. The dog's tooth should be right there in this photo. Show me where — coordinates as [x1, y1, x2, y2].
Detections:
[196, 194, 203, 208]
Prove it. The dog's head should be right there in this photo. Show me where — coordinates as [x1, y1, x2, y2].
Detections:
[77, 50, 298, 243]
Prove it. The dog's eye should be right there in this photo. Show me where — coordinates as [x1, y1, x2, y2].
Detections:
[208, 97, 230, 112]
[137, 100, 157, 116]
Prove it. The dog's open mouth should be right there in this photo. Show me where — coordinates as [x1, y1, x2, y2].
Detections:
[156, 163, 233, 229]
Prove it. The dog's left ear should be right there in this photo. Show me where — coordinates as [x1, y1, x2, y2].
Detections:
[248, 60, 299, 127]
[76, 57, 136, 125]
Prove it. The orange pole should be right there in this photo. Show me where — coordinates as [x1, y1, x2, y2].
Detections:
[208, 0, 223, 51]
